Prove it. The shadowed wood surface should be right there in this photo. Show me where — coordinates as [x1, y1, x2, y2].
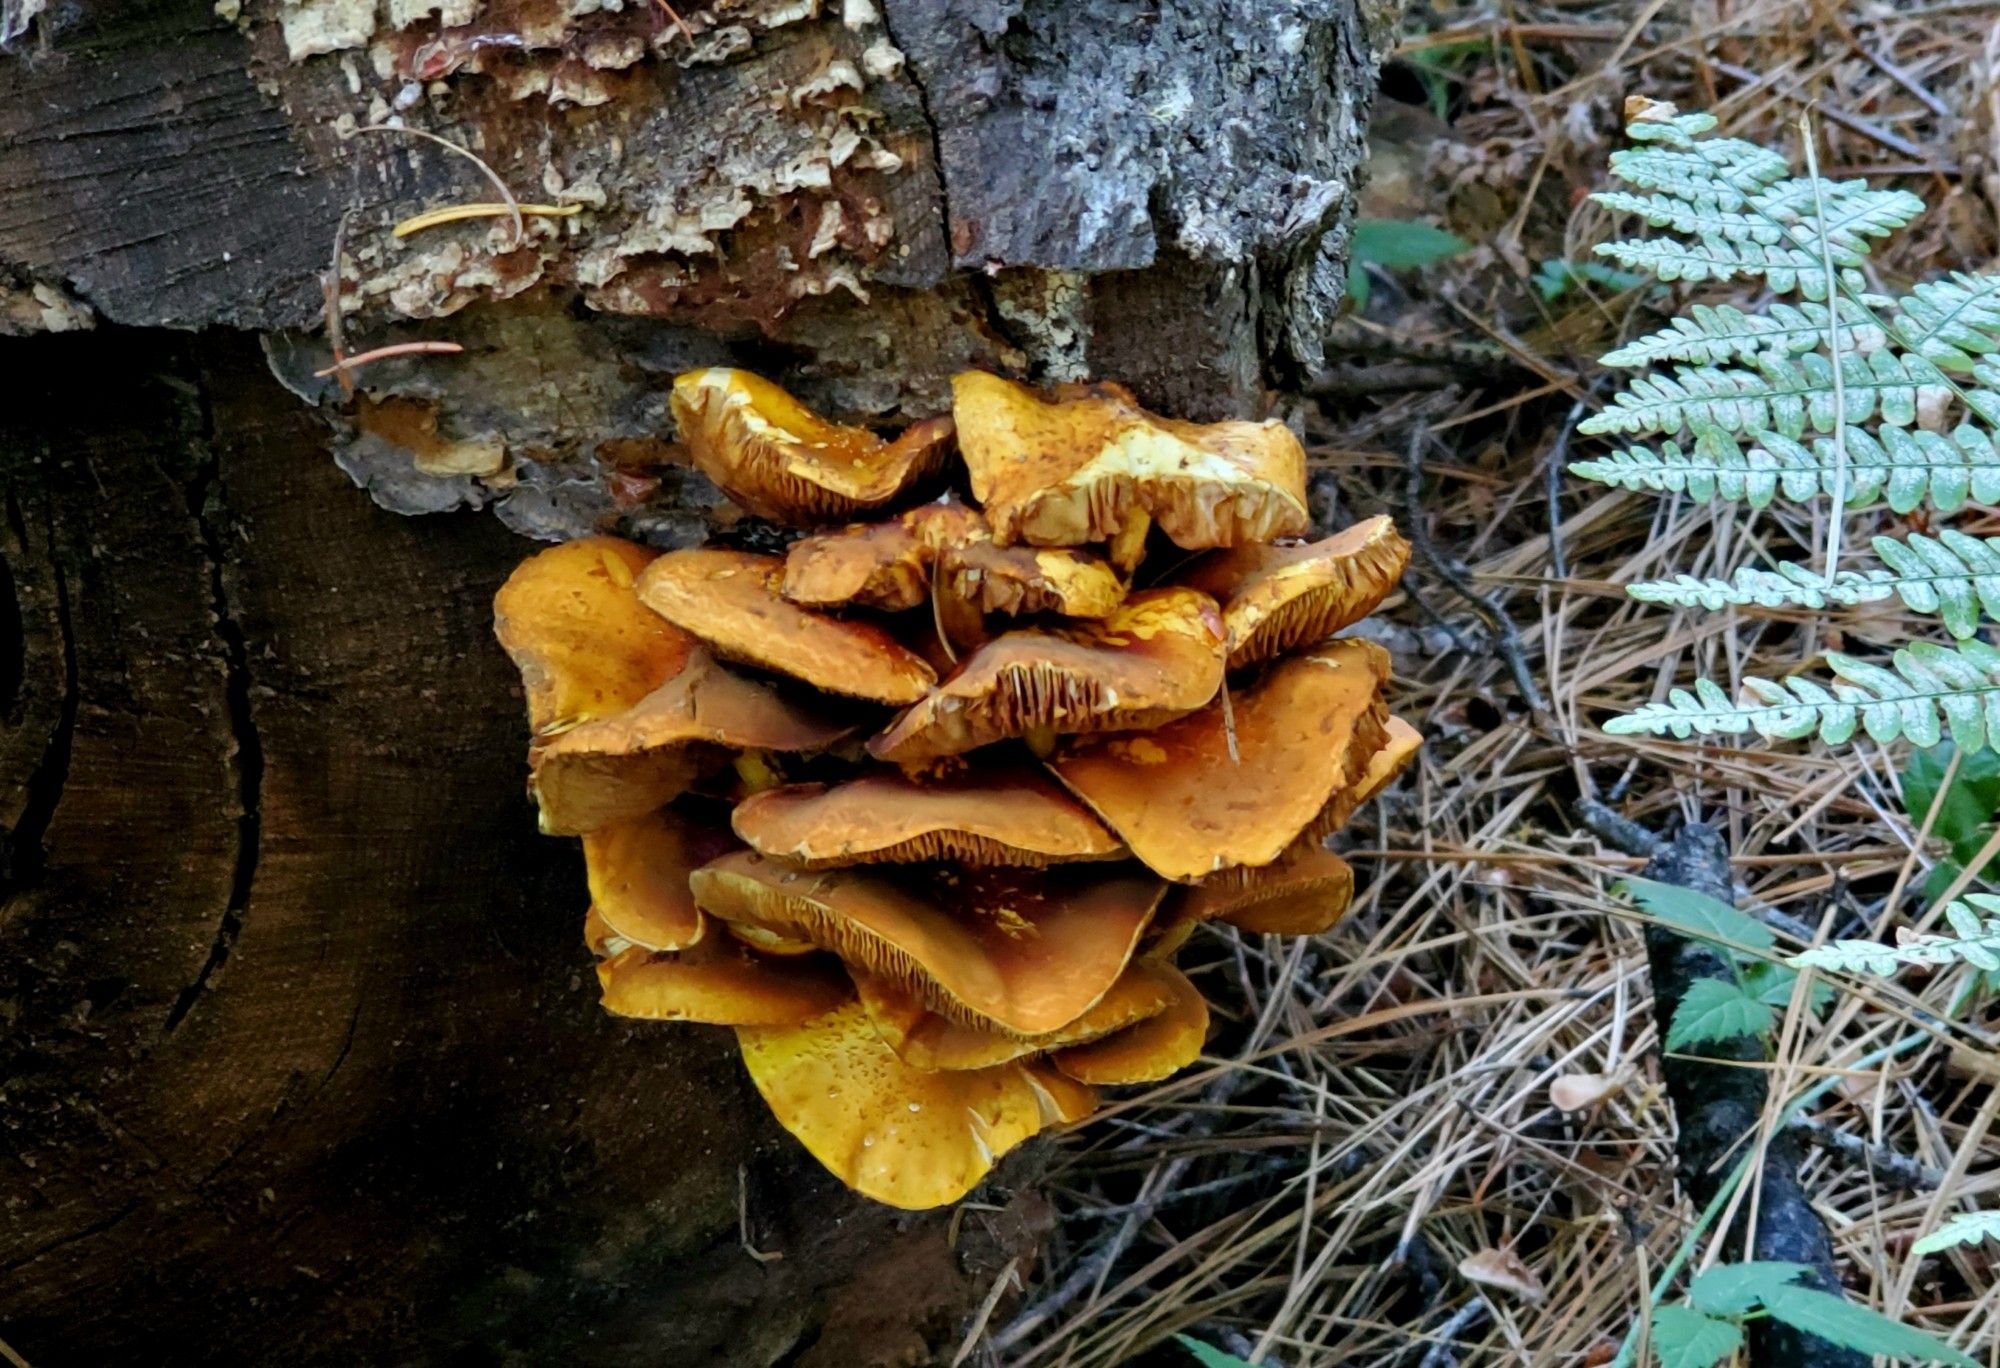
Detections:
[0, 332, 1055, 1367]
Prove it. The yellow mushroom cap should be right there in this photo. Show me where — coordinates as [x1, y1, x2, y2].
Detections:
[1051, 964, 1209, 1086]
[493, 536, 695, 737]
[729, 766, 1125, 868]
[597, 939, 851, 1026]
[583, 904, 626, 957]
[529, 648, 853, 835]
[1174, 843, 1356, 936]
[868, 587, 1226, 764]
[671, 368, 954, 525]
[1179, 516, 1414, 669]
[1048, 639, 1392, 880]
[638, 548, 937, 705]
[689, 852, 1165, 1035]
[736, 1001, 1075, 1210]
[584, 808, 740, 952]
[853, 958, 1180, 1071]
[951, 371, 1308, 551]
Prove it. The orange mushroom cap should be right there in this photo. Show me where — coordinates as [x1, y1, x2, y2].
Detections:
[689, 852, 1165, 1035]
[529, 648, 853, 835]
[853, 958, 1180, 1072]
[596, 938, 851, 1026]
[1292, 712, 1422, 850]
[1179, 516, 1414, 669]
[671, 368, 954, 525]
[493, 536, 695, 737]
[951, 371, 1308, 551]
[584, 808, 740, 952]
[730, 766, 1125, 868]
[1174, 843, 1356, 937]
[781, 514, 936, 613]
[735, 1001, 1086, 1209]
[1051, 964, 1209, 1086]
[638, 548, 937, 705]
[1048, 639, 1391, 880]
[868, 587, 1226, 764]
[937, 536, 1126, 619]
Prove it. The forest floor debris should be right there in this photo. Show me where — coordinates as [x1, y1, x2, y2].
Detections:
[996, 2, 2000, 1363]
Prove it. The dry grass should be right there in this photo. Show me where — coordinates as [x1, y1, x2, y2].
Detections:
[989, 3, 2000, 1364]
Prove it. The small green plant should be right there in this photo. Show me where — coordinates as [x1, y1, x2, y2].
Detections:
[1649, 1261, 1976, 1367]
[1619, 877, 1826, 1048]
[1568, 105, 2000, 751]
[1345, 217, 1469, 309]
[1176, 1333, 1253, 1367]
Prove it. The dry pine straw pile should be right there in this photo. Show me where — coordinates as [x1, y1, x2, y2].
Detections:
[993, 4, 2000, 1366]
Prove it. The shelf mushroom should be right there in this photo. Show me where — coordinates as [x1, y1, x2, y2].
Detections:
[671, 368, 954, 524]
[1047, 639, 1392, 881]
[730, 767, 1126, 867]
[868, 587, 1227, 763]
[637, 547, 937, 704]
[494, 368, 1424, 1214]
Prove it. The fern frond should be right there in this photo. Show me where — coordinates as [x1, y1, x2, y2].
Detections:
[1607, 135, 1788, 210]
[1627, 563, 1896, 612]
[1603, 639, 2000, 750]
[1590, 236, 1866, 302]
[1891, 272, 2000, 373]
[1625, 534, 2000, 639]
[1593, 180, 1921, 273]
[1790, 893, 2000, 976]
[1871, 530, 2000, 638]
[1913, 1210, 2000, 1256]
[1573, 423, 2000, 513]
[1602, 300, 1885, 369]
[1579, 350, 1952, 441]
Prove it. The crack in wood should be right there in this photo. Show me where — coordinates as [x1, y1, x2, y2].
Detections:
[0, 484, 76, 898]
[162, 392, 264, 1035]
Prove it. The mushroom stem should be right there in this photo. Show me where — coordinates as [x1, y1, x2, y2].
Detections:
[734, 751, 784, 793]
[1023, 724, 1059, 758]
[1107, 511, 1150, 576]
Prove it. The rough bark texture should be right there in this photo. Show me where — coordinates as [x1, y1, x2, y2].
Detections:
[1642, 825, 1868, 1368]
[1, 1, 1388, 1362]
[2, 0, 1393, 540]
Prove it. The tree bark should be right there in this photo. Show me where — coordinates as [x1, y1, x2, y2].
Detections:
[0, 2, 1391, 1363]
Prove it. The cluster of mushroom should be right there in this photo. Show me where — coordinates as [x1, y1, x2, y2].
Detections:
[494, 368, 1417, 1209]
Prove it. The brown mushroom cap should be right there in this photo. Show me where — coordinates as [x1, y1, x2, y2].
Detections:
[493, 536, 695, 736]
[853, 958, 1180, 1072]
[530, 649, 853, 835]
[597, 939, 851, 1026]
[584, 808, 739, 951]
[1178, 516, 1414, 669]
[689, 852, 1165, 1035]
[868, 587, 1226, 764]
[730, 766, 1125, 868]
[638, 548, 937, 705]
[1175, 843, 1356, 937]
[952, 371, 1309, 551]
[1048, 639, 1391, 880]
[672, 368, 954, 525]
[735, 1001, 1078, 1210]
[1051, 964, 1209, 1085]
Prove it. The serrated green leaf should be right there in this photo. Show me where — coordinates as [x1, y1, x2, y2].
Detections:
[1913, 1209, 2000, 1255]
[1620, 877, 1776, 950]
[1688, 1261, 1813, 1316]
[1668, 978, 1774, 1049]
[1649, 1305, 1743, 1368]
[1176, 1334, 1256, 1368]
[1760, 1284, 1977, 1365]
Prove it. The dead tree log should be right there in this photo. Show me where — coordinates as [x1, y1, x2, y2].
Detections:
[2, 2, 1394, 1364]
